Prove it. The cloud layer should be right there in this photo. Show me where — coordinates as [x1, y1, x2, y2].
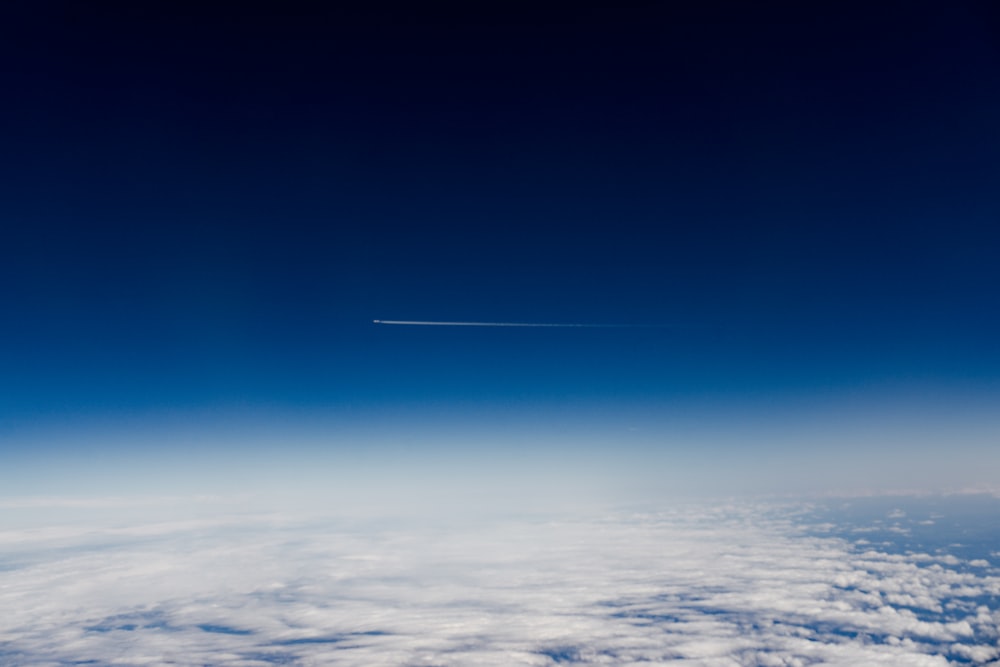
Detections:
[0, 499, 998, 665]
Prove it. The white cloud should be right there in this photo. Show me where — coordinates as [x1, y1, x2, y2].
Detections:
[0, 499, 997, 666]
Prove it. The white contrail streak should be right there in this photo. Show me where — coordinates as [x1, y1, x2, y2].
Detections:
[373, 319, 634, 328]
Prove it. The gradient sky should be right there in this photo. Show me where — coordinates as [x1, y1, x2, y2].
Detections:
[2, 2, 999, 499]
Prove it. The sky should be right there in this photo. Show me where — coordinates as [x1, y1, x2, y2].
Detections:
[1, 2, 999, 500]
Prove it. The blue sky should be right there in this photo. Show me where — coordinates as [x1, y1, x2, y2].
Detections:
[1, 2, 998, 499]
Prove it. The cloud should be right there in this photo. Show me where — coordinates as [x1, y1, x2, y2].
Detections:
[0, 499, 997, 665]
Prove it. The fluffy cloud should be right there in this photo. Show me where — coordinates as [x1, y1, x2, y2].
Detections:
[0, 499, 997, 665]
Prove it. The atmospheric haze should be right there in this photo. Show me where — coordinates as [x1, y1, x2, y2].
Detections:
[3, 1, 1000, 665]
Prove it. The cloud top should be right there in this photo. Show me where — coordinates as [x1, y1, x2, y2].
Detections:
[0, 499, 998, 665]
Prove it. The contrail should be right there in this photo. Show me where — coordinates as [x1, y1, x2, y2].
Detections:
[372, 319, 639, 328]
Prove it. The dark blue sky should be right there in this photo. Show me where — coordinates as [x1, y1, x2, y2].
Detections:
[2, 2, 999, 483]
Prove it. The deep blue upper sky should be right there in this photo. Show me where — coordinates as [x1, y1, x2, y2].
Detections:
[2, 2, 999, 442]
